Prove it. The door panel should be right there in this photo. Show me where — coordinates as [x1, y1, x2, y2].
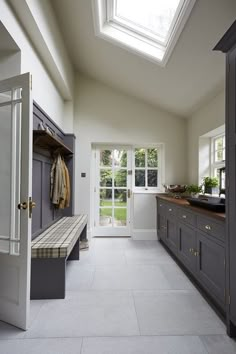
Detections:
[178, 222, 197, 273]
[197, 231, 225, 306]
[166, 218, 177, 251]
[0, 73, 32, 330]
[94, 147, 131, 236]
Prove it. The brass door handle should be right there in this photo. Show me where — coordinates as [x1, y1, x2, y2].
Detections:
[18, 202, 28, 210]
[29, 197, 36, 218]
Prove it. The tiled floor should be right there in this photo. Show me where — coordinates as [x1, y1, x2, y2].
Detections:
[1, 238, 236, 353]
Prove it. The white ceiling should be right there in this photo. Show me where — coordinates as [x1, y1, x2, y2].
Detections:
[51, 0, 236, 117]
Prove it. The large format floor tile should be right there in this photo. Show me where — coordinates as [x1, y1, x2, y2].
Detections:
[133, 290, 226, 335]
[81, 336, 208, 354]
[25, 291, 140, 338]
[200, 335, 236, 354]
[0, 338, 82, 354]
[91, 264, 171, 290]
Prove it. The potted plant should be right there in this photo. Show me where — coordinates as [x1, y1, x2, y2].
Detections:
[202, 177, 219, 195]
[186, 184, 202, 198]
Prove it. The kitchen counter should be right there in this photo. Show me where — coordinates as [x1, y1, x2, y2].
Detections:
[156, 194, 225, 222]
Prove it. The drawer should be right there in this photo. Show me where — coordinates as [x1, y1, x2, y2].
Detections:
[157, 200, 166, 214]
[197, 216, 225, 241]
[177, 208, 196, 227]
[165, 203, 176, 217]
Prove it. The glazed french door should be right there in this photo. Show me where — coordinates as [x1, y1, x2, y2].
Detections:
[0, 73, 32, 330]
[94, 146, 132, 236]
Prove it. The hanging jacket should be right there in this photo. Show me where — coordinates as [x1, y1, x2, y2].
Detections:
[50, 154, 66, 206]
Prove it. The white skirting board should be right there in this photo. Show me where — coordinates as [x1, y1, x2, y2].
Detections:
[132, 229, 157, 240]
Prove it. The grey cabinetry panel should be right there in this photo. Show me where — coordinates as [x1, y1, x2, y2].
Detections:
[196, 231, 225, 307]
[178, 222, 197, 274]
[156, 196, 226, 313]
[166, 204, 178, 251]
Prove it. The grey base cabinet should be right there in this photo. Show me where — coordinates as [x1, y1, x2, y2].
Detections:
[156, 196, 226, 313]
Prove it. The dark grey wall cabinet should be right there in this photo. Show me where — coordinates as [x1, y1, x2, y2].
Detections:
[156, 196, 226, 314]
[214, 19, 236, 337]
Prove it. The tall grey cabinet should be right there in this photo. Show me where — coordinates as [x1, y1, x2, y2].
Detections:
[214, 20, 236, 337]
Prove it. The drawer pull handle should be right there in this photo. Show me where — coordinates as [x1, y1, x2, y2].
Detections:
[169, 208, 172, 212]
[194, 251, 199, 257]
[205, 225, 211, 231]
[182, 215, 187, 219]
[189, 248, 194, 253]
[160, 204, 162, 207]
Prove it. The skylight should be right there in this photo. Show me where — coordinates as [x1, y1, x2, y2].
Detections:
[112, 0, 182, 45]
[92, 0, 196, 66]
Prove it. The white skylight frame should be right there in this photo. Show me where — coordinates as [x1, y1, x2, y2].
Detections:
[107, 0, 185, 47]
[92, 0, 196, 66]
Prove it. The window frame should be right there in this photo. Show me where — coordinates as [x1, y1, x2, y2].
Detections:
[107, 0, 186, 47]
[132, 144, 164, 193]
[211, 133, 225, 178]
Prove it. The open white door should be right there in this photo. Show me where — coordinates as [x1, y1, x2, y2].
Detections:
[0, 73, 32, 330]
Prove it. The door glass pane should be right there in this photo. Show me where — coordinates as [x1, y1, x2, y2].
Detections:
[148, 170, 158, 187]
[100, 150, 112, 167]
[135, 170, 145, 186]
[114, 189, 127, 207]
[0, 105, 12, 239]
[114, 208, 127, 226]
[135, 148, 145, 167]
[100, 189, 112, 207]
[100, 169, 112, 187]
[99, 208, 112, 227]
[147, 148, 158, 167]
[0, 90, 11, 104]
[114, 149, 127, 167]
[114, 170, 127, 187]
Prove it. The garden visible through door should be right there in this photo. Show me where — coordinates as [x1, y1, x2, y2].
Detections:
[94, 147, 131, 237]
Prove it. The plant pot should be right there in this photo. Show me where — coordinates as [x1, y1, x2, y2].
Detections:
[204, 187, 219, 195]
[190, 192, 199, 198]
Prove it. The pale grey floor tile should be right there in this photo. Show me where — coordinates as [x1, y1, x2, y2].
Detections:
[25, 291, 139, 338]
[78, 249, 126, 266]
[133, 290, 226, 335]
[91, 264, 171, 290]
[66, 262, 95, 291]
[0, 338, 82, 354]
[200, 335, 236, 354]
[124, 248, 176, 265]
[81, 336, 208, 354]
[158, 263, 196, 290]
[0, 321, 26, 340]
[30, 300, 46, 326]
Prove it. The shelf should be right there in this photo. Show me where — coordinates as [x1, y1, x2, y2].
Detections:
[33, 130, 73, 155]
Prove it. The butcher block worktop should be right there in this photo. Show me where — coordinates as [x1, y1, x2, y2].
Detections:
[156, 194, 225, 222]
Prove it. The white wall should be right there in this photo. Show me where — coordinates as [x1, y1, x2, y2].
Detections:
[74, 75, 187, 236]
[0, 0, 72, 130]
[187, 90, 225, 183]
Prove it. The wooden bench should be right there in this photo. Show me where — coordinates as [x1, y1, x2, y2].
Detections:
[30, 215, 87, 299]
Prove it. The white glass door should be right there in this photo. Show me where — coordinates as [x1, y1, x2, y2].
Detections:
[0, 73, 32, 330]
[94, 147, 131, 236]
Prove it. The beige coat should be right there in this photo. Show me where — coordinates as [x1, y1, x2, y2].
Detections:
[50, 155, 66, 206]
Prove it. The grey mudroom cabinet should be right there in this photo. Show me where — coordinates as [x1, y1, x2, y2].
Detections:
[156, 196, 226, 313]
[214, 19, 236, 337]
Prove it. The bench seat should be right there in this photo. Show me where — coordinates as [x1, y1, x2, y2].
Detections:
[31, 215, 87, 300]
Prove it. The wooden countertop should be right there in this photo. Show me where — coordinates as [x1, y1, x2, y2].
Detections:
[156, 194, 225, 222]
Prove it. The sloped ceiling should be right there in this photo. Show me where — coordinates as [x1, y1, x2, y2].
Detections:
[51, 0, 236, 117]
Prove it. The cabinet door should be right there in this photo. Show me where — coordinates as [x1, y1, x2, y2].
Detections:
[178, 222, 197, 274]
[158, 213, 166, 242]
[166, 216, 177, 252]
[196, 231, 225, 307]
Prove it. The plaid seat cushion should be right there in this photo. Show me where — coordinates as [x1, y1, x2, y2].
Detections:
[31, 215, 87, 258]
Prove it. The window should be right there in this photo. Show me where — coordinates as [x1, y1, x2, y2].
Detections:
[109, 0, 183, 46]
[211, 134, 225, 180]
[134, 147, 160, 190]
[92, 0, 196, 65]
